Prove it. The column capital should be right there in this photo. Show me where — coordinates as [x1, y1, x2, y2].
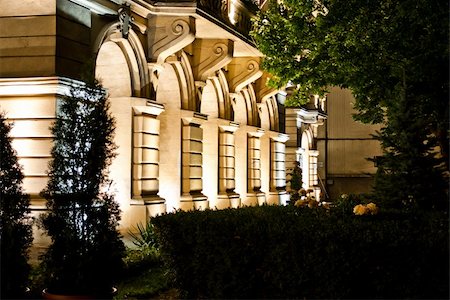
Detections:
[181, 111, 208, 126]
[219, 121, 240, 133]
[133, 100, 165, 117]
[248, 128, 265, 138]
[270, 133, 289, 143]
[309, 150, 319, 157]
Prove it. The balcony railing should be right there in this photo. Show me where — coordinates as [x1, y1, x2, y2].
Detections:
[151, 0, 261, 39]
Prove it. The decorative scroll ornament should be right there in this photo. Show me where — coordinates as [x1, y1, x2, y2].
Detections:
[226, 57, 263, 93]
[192, 39, 234, 81]
[148, 16, 195, 64]
[118, 3, 133, 39]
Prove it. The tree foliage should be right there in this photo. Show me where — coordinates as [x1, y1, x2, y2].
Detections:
[39, 80, 125, 295]
[0, 112, 32, 298]
[252, 0, 449, 209]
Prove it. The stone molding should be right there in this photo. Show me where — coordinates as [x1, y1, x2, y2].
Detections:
[132, 100, 165, 117]
[0, 77, 84, 97]
[218, 121, 240, 133]
[270, 132, 290, 143]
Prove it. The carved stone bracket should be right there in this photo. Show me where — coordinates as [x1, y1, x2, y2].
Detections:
[147, 16, 196, 64]
[255, 72, 278, 103]
[226, 57, 263, 93]
[192, 39, 234, 81]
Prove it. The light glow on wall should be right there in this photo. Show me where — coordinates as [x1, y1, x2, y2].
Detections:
[228, 0, 238, 25]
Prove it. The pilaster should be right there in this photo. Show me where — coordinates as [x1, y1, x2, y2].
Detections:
[243, 129, 266, 206]
[131, 100, 166, 217]
[180, 111, 209, 210]
[267, 133, 290, 205]
[217, 121, 241, 208]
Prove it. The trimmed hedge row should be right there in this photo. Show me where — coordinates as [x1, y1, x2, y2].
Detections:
[152, 205, 448, 299]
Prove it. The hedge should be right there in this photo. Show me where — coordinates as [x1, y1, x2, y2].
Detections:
[152, 205, 448, 299]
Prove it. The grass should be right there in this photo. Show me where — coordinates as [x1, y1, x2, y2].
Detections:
[113, 248, 176, 299]
[114, 265, 175, 299]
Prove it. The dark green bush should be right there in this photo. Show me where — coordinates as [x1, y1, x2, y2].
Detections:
[152, 205, 448, 299]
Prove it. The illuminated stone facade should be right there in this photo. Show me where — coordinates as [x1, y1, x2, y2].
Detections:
[0, 0, 288, 236]
[285, 88, 382, 201]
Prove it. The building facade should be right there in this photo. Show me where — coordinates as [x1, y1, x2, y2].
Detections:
[0, 0, 290, 238]
[285, 87, 382, 201]
[0, 0, 383, 250]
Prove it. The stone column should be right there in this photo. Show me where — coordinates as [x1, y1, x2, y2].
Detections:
[132, 101, 165, 217]
[180, 112, 208, 210]
[243, 129, 266, 206]
[309, 150, 321, 200]
[217, 122, 240, 208]
[267, 133, 290, 205]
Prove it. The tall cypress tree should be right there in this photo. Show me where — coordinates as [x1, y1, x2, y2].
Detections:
[40, 80, 125, 295]
[0, 112, 32, 298]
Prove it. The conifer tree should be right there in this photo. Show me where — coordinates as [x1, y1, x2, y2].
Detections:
[40, 80, 125, 295]
[0, 112, 32, 298]
[373, 93, 448, 210]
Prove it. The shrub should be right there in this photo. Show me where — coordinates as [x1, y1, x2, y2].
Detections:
[0, 112, 33, 298]
[115, 222, 168, 300]
[125, 221, 161, 275]
[152, 205, 448, 299]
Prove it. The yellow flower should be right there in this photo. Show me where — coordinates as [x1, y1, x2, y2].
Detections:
[353, 204, 368, 215]
[366, 202, 379, 215]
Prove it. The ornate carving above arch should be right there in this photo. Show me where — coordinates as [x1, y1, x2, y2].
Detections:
[192, 39, 234, 81]
[148, 16, 196, 64]
[227, 57, 263, 93]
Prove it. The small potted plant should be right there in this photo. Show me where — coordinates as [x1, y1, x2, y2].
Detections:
[0, 112, 33, 299]
[39, 79, 125, 299]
